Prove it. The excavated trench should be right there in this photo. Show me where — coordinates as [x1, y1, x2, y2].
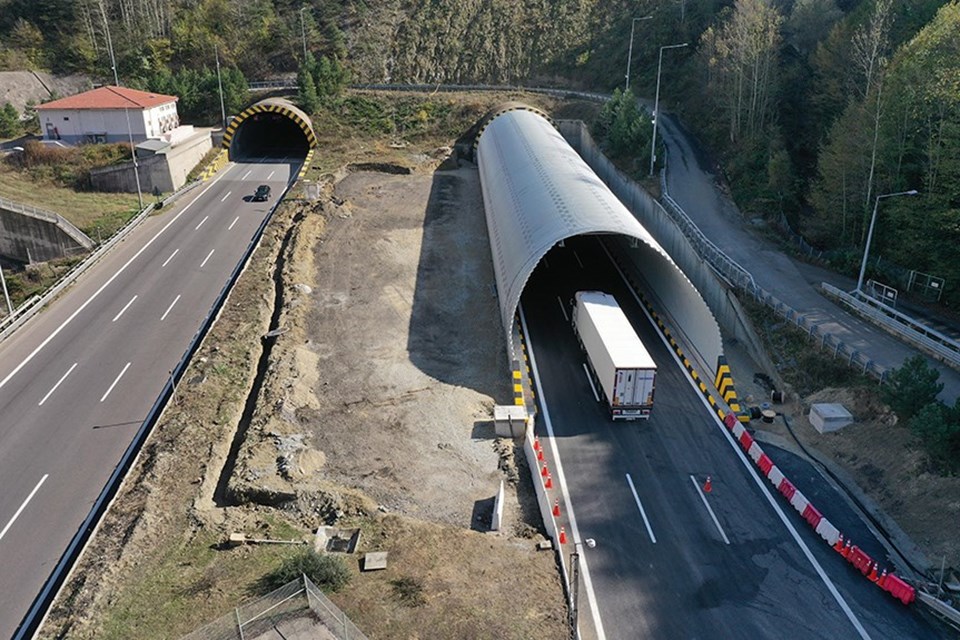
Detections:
[213, 211, 304, 507]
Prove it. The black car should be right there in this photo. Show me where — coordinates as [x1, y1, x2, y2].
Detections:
[253, 184, 271, 201]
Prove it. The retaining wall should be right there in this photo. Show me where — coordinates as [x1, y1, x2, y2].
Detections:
[0, 199, 93, 263]
[91, 130, 213, 194]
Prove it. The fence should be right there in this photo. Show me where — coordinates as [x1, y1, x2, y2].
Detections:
[179, 575, 368, 640]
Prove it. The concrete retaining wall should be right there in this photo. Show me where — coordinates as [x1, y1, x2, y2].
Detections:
[91, 130, 213, 194]
[0, 199, 93, 263]
[559, 121, 778, 375]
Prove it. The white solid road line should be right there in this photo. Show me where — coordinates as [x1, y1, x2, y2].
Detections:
[0, 169, 232, 393]
[574, 251, 584, 268]
[690, 475, 730, 545]
[161, 248, 179, 267]
[242, 170, 252, 180]
[100, 362, 131, 402]
[0, 474, 48, 542]
[195, 215, 209, 230]
[625, 473, 657, 543]
[112, 295, 138, 322]
[582, 363, 600, 402]
[267, 170, 275, 180]
[161, 294, 181, 321]
[38, 363, 78, 406]
[200, 249, 215, 268]
[601, 241, 873, 640]
[220, 191, 231, 202]
[556, 295, 569, 321]
[519, 304, 607, 640]
[228, 216, 239, 230]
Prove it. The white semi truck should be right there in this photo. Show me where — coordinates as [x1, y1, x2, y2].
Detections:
[572, 291, 657, 420]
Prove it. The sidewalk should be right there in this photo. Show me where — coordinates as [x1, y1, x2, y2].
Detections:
[657, 113, 960, 404]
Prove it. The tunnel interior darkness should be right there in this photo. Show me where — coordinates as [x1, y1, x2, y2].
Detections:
[229, 112, 311, 159]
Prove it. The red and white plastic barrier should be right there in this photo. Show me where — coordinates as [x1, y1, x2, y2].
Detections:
[721, 411, 916, 606]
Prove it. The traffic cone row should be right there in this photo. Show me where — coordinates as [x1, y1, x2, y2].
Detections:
[834, 532, 890, 590]
[536, 437, 567, 547]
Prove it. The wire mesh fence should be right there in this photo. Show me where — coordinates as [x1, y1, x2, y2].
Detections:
[179, 574, 367, 640]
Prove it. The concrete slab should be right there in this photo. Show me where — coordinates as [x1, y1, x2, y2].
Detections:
[363, 551, 388, 571]
[809, 403, 854, 433]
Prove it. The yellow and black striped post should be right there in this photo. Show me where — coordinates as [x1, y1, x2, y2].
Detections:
[512, 359, 524, 406]
[715, 355, 748, 422]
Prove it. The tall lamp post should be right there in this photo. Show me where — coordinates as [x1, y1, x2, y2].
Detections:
[99, 2, 143, 210]
[649, 42, 688, 176]
[855, 189, 919, 296]
[1, 264, 13, 316]
[299, 6, 309, 61]
[568, 537, 596, 638]
[624, 15, 653, 92]
[215, 45, 227, 129]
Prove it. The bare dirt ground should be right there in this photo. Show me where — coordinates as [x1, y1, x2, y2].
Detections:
[39, 93, 570, 640]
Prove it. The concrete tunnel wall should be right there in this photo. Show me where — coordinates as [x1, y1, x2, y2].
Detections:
[222, 98, 317, 159]
[475, 106, 722, 371]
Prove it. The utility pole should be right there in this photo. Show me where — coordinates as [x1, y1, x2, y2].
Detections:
[0, 264, 13, 316]
[624, 15, 653, 92]
[649, 42, 688, 176]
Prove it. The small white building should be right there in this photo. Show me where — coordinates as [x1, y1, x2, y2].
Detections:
[36, 85, 179, 145]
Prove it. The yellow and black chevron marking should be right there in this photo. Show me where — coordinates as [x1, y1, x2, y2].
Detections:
[222, 103, 318, 151]
[513, 317, 538, 416]
[715, 356, 748, 422]
[512, 360, 524, 406]
[297, 149, 315, 181]
[609, 252, 731, 422]
[199, 149, 228, 181]
[473, 103, 555, 152]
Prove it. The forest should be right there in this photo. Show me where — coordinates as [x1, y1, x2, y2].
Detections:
[0, 0, 959, 307]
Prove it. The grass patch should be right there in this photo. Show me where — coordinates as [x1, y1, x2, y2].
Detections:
[0, 163, 140, 237]
[2, 256, 83, 307]
[739, 294, 874, 396]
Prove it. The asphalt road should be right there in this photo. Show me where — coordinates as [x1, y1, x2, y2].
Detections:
[520, 235, 940, 640]
[0, 156, 300, 638]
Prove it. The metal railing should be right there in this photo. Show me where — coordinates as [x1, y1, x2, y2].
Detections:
[179, 575, 368, 640]
[0, 195, 94, 249]
[822, 283, 960, 370]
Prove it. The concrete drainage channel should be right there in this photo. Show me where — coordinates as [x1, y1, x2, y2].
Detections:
[12, 172, 299, 640]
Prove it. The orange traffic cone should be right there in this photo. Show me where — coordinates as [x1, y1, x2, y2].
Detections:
[533, 436, 541, 451]
[703, 476, 712, 493]
[545, 473, 553, 489]
[833, 534, 845, 553]
[869, 563, 879, 582]
[559, 527, 567, 544]
[537, 447, 544, 461]
[553, 499, 561, 517]
[877, 569, 888, 588]
[541, 463, 549, 477]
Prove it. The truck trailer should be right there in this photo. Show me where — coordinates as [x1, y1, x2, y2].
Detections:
[572, 291, 657, 420]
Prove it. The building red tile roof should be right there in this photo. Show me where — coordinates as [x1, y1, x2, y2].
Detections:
[36, 85, 178, 110]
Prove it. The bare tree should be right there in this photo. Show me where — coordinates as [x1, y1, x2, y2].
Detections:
[851, 0, 893, 100]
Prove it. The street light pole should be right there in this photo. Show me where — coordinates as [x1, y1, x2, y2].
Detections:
[299, 6, 309, 61]
[649, 42, 688, 177]
[855, 189, 919, 296]
[0, 264, 13, 316]
[215, 45, 227, 129]
[98, 1, 143, 210]
[624, 15, 653, 92]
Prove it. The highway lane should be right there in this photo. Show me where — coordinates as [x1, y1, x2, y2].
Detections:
[0, 156, 301, 638]
[521, 236, 937, 639]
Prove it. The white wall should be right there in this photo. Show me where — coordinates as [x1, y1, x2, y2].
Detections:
[40, 101, 178, 144]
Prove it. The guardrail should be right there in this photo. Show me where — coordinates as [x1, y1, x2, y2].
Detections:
[0, 195, 94, 250]
[821, 283, 960, 370]
[0, 180, 201, 343]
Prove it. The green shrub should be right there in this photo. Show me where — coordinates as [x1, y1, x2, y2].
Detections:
[882, 355, 944, 421]
[258, 549, 351, 594]
[909, 401, 960, 473]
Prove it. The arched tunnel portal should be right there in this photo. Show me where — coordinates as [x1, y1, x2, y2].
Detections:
[223, 98, 316, 160]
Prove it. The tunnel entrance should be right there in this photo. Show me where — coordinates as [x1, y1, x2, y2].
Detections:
[223, 99, 316, 160]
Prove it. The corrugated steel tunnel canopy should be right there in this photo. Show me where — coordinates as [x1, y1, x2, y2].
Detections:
[223, 98, 316, 158]
[476, 106, 718, 362]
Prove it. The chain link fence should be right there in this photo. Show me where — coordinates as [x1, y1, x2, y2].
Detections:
[179, 575, 367, 640]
